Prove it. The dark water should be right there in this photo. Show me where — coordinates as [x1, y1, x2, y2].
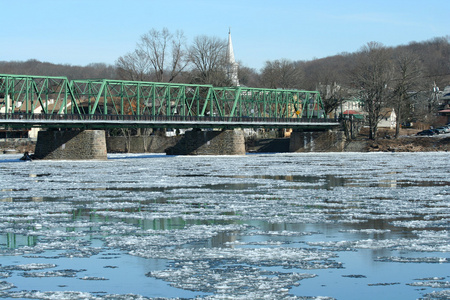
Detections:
[0, 152, 448, 299]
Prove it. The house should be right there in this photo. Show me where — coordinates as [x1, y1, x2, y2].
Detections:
[335, 97, 365, 120]
[437, 86, 450, 124]
[378, 108, 396, 129]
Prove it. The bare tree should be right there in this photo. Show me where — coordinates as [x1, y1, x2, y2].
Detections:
[116, 50, 152, 81]
[316, 82, 349, 115]
[260, 59, 303, 89]
[390, 50, 424, 137]
[238, 65, 260, 87]
[188, 35, 228, 86]
[116, 28, 188, 83]
[351, 42, 393, 139]
[139, 28, 188, 82]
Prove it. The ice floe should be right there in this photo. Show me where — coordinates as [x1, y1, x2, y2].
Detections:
[0, 152, 448, 299]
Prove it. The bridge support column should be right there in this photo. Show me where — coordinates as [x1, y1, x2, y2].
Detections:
[289, 130, 346, 152]
[166, 129, 246, 155]
[34, 130, 107, 160]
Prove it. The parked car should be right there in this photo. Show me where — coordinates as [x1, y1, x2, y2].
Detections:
[417, 129, 435, 136]
[433, 127, 446, 134]
[438, 126, 450, 133]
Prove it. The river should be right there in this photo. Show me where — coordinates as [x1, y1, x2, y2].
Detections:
[0, 152, 449, 299]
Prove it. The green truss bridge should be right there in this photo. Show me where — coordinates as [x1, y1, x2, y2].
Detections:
[0, 74, 339, 130]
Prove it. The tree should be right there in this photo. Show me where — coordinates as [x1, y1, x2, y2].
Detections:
[238, 65, 259, 87]
[116, 28, 188, 82]
[351, 42, 393, 139]
[139, 28, 188, 82]
[316, 82, 350, 116]
[390, 50, 424, 137]
[188, 35, 229, 86]
[116, 50, 151, 81]
[260, 59, 303, 89]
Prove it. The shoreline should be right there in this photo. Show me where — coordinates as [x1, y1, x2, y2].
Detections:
[1, 132, 449, 155]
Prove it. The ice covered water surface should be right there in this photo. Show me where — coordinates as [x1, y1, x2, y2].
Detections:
[0, 152, 449, 299]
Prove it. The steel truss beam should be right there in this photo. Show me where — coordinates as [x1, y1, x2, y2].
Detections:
[1, 74, 331, 129]
[70, 79, 325, 119]
[0, 74, 81, 117]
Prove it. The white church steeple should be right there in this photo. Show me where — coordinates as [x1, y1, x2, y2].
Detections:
[226, 29, 239, 86]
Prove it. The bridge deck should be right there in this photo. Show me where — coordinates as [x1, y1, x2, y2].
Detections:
[0, 113, 339, 129]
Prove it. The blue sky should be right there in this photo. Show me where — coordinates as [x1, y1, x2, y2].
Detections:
[1, 0, 449, 71]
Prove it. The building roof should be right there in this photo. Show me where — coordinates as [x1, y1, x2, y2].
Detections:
[342, 110, 361, 115]
[342, 110, 364, 119]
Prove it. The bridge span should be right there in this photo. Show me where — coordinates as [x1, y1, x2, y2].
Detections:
[1, 74, 341, 158]
[1, 113, 338, 130]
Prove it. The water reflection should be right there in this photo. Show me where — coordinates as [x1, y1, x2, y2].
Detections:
[1, 233, 37, 248]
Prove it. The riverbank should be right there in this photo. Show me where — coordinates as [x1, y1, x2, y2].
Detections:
[350, 128, 450, 152]
[1, 128, 449, 154]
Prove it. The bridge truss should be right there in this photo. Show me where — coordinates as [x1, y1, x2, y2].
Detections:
[0, 74, 81, 115]
[1, 74, 336, 129]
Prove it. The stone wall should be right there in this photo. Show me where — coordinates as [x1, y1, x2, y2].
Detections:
[0, 139, 36, 154]
[166, 129, 246, 155]
[34, 130, 107, 160]
[289, 130, 346, 152]
[107, 135, 182, 153]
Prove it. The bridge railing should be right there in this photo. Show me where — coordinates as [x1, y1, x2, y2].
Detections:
[0, 112, 338, 125]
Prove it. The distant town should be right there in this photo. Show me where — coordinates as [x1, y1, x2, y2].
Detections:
[1, 32, 449, 149]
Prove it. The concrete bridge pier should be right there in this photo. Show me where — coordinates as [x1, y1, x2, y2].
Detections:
[165, 129, 246, 155]
[34, 130, 107, 160]
[289, 130, 346, 152]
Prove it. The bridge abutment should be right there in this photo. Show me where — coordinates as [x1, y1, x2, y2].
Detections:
[166, 129, 246, 155]
[289, 130, 346, 152]
[34, 130, 107, 160]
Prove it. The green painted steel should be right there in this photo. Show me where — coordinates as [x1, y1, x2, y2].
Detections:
[212, 86, 324, 119]
[70, 79, 325, 119]
[0, 74, 81, 117]
[70, 79, 220, 118]
[1, 74, 329, 128]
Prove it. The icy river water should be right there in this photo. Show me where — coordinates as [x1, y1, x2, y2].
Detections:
[0, 152, 449, 300]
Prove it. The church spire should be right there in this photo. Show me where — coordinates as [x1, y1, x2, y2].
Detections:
[226, 28, 236, 64]
[226, 29, 239, 86]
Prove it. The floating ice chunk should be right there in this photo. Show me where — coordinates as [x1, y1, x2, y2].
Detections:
[79, 276, 109, 281]
[367, 282, 401, 286]
[339, 229, 391, 234]
[407, 281, 450, 288]
[342, 274, 367, 278]
[22, 269, 86, 277]
[3, 263, 57, 271]
[415, 277, 445, 281]
[0, 281, 15, 291]
[421, 290, 450, 299]
[376, 257, 448, 263]
[149, 262, 316, 298]
[309, 237, 450, 252]
[390, 219, 450, 228]
[0, 290, 101, 299]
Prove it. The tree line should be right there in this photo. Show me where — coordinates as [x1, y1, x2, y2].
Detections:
[1, 28, 449, 139]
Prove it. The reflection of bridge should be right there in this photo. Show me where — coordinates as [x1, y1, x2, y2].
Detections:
[0, 74, 338, 129]
[1, 74, 341, 159]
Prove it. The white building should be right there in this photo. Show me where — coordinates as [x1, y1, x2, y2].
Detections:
[378, 108, 397, 129]
[226, 30, 239, 87]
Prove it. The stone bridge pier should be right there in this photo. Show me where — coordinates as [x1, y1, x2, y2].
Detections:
[34, 130, 107, 160]
[165, 129, 246, 155]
